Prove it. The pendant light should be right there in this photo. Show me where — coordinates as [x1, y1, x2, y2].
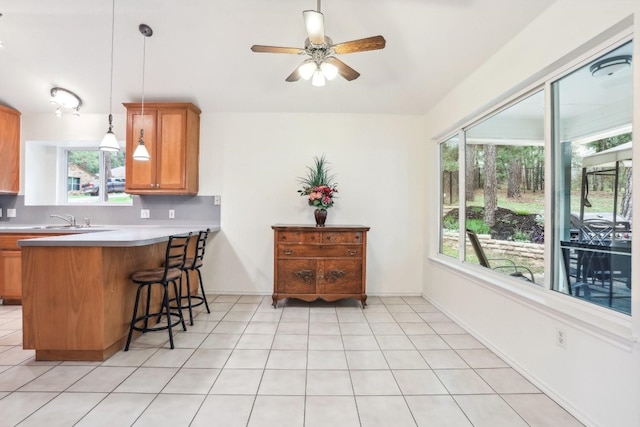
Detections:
[133, 23, 152, 161]
[99, 0, 120, 152]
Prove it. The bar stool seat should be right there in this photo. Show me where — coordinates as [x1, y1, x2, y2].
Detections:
[169, 228, 211, 325]
[125, 233, 192, 351]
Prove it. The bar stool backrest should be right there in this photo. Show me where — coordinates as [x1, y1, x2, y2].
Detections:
[187, 228, 210, 270]
[163, 233, 192, 281]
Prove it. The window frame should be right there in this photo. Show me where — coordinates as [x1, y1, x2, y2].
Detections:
[434, 32, 634, 330]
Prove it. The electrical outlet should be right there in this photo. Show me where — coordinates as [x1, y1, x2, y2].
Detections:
[214, 195, 221, 206]
[169, 209, 175, 219]
[0, 208, 2, 217]
[556, 328, 567, 348]
[140, 209, 150, 219]
[7, 208, 16, 218]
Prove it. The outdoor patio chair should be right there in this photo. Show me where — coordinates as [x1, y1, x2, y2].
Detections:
[466, 229, 535, 282]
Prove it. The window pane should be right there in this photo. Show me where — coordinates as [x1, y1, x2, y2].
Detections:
[66, 149, 131, 205]
[552, 41, 632, 315]
[440, 136, 460, 258]
[464, 90, 545, 285]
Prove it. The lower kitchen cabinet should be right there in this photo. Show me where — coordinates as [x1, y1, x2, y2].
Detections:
[0, 233, 67, 305]
[272, 225, 370, 307]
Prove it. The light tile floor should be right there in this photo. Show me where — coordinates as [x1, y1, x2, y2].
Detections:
[0, 295, 584, 427]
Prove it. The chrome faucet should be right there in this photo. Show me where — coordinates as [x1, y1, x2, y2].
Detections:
[50, 213, 76, 227]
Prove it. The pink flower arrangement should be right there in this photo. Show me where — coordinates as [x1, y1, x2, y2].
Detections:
[297, 155, 338, 210]
[302, 185, 338, 209]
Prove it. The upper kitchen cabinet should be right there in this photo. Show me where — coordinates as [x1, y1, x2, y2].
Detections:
[124, 102, 200, 195]
[0, 105, 21, 194]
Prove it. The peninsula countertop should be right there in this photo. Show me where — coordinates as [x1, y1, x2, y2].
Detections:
[13, 224, 219, 247]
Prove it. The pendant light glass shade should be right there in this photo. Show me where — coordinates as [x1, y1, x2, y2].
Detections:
[132, 129, 150, 161]
[99, 114, 120, 151]
[101, 0, 119, 152]
[134, 23, 153, 161]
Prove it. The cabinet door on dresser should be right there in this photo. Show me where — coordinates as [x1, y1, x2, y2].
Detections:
[317, 258, 363, 295]
[277, 258, 317, 294]
[0, 105, 21, 194]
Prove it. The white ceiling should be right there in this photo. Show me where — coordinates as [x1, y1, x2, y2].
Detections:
[0, 0, 557, 116]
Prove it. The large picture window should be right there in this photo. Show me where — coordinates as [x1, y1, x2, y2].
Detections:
[437, 38, 633, 315]
[66, 149, 130, 205]
[552, 41, 633, 315]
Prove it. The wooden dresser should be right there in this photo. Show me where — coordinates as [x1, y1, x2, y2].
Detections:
[272, 225, 370, 308]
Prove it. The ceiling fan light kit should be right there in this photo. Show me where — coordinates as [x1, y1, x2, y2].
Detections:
[250, 0, 385, 86]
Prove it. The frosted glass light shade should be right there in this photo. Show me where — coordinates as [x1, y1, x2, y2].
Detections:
[320, 61, 338, 80]
[99, 131, 120, 152]
[299, 61, 316, 80]
[312, 69, 326, 87]
[133, 143, 150, 161]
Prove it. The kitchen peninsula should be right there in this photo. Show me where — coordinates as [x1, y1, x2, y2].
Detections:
[18, 226, 218, 361]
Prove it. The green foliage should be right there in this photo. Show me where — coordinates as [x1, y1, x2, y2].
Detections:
[443, 215, 459, 230]
[513, 229, 530, 242]
[297, 154, 336, 189]
[466, 219, 490, 234]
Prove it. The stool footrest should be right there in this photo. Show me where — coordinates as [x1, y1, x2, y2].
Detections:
[131, 311, 185, 333]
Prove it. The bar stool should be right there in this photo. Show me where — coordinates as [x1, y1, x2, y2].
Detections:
[170, 228, 212, 325]
[124, 233, 192, 351]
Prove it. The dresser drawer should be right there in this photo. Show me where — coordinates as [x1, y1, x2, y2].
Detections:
[277, 244, 362, 258]
[277, 230, 320, 243]
[321, 231, 363, 244]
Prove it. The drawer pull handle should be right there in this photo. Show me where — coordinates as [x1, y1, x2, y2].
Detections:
[283, 249, 293, 255]
[294, 269, 315, 283]
[348, 249, 358, 256]
[325, 270, 346, 283]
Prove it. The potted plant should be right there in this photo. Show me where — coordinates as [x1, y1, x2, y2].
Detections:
[298, 154, 338, 227]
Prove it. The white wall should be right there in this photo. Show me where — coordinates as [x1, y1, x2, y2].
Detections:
[200, 112, 426, 297]
[423, 1, 640, 427]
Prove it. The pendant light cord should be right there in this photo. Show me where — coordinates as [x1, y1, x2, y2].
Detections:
[108, 0, 115, 122]
[141, 33, 146, 117]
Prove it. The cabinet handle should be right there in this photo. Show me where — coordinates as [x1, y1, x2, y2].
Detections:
[325, 270, 346, 283]
[294, 269, 315, 283]
[348, 249, 358, 256]
[283, 249, 293, 255]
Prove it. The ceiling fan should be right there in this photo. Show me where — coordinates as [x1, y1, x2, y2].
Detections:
[250, 0, 386, 86]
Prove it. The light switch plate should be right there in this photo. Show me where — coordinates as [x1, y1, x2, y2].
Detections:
[7, 208, 16, 218]
[214, 195, 221, 205]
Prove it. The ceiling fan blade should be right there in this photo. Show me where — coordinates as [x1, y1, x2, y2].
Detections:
[325, 57, 360, 81]
[286, 67, 302, 82]
[333, 35, 386, 54]
[303, 10, 325, 45]
[250, 45, 304, 54]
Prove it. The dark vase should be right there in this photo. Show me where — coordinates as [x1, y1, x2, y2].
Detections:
[314, 209, 327, 227]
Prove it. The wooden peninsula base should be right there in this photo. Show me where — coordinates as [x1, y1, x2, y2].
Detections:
[20, 226, 212, 362]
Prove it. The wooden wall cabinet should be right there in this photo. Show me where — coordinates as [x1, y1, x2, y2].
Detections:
[0, 105, 21, 194]
[124, 102, 200, 195]
[272, 225, 369, 308]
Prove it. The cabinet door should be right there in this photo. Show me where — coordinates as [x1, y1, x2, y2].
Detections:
[317, 259, 362, 294]
[0, 107, 20, 194]
[277, 259, 317, 294]
[0, 250, 22, 300]
[126, 109, 158, 191]
[156, 109, 188, 190]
